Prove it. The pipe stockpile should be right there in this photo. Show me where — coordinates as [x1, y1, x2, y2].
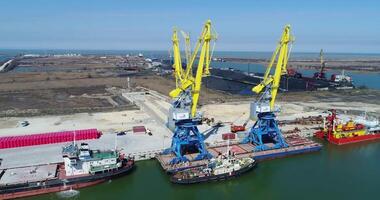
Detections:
[278, 115, 323, 126]
[0, 129, 101, 149]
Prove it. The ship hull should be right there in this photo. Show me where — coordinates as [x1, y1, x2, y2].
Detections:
[328, 133, 380, 145]
[0, 160, 134, 200]
[315, 130, 380, 145]
[170, 162, 256, 184]
[253, 145, 322, 160]
[202, 68, 353, 95]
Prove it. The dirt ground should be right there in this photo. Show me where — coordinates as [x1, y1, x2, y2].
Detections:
[0, 71, 378, 118]
[17, 55, 149, 68]
[0, 75, 129, 92]
[0, 86, 137, 117]
[0, 62, 137, 117]
[129, 75, 245, 105]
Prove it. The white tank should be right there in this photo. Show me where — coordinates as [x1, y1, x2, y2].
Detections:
[354, 115, 379, 128]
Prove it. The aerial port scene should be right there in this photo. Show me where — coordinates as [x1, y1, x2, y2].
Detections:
[0, 1, 379, 200]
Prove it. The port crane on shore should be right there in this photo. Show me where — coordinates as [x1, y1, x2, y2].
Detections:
[242, 25, 294, 151]
[164, 20, 218, 164]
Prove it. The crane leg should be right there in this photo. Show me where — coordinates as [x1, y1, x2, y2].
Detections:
[243, 112, 288, 152]
[163, 119, 212, 164]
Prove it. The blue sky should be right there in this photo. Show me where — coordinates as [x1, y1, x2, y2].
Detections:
[0, 0, 379, 53]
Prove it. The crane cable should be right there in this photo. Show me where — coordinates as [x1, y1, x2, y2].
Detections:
[209, 24, 218, 66]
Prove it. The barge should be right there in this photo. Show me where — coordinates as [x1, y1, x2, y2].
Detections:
[0, 143, 134, 199]
[157, 134, 321, 173]
[203, 68, 353, 95]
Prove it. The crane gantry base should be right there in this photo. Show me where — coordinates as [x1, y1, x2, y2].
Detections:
[243, 112, 288, 151]
[163, 118, 212, 164]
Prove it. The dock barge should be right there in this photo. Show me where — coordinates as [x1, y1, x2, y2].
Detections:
[203, 68, 354, 95]
[157, 135, 321, 173]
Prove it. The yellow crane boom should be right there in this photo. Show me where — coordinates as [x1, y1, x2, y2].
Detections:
[169, 19, 217, 117]
[171, 28, 185, 88]
[180, 30, 192, 66]
[252, 24, 293, 110]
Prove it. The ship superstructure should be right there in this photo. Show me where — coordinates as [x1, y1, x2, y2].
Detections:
[62, 143, 122, 176]
[208, 153, 255, 176]
[170, 142, 255, 184]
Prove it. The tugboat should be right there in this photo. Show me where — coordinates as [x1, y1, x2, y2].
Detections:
[0, 142, 134, 199]
[170, 145, 256, 184]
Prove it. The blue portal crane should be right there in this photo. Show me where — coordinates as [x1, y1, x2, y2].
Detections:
[243, 25, 294, 151]
[164, 20, 217, 164]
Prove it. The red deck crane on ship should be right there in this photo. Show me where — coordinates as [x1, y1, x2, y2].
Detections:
[313, 49, 327, 80]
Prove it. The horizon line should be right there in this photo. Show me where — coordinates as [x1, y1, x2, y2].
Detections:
[0, 48, 379, 55]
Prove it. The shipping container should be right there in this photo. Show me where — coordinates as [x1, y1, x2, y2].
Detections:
[222, 133, 236, 140]
[133, 126, 146, 134]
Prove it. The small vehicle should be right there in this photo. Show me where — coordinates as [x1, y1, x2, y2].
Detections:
[19, 121, 30, 127]
[117, 131, 127, 136]
[146, 129, 152, 136]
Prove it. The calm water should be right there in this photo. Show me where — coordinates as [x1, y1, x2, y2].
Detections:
[25, 141, 380, 200]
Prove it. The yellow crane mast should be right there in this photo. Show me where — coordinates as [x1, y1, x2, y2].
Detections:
[252, 24, 293, 111]
[169, 19, 217, 117]
[170, 29, 193, 88]
[180, 30, 192, 67]
[171, 28, 185, 88]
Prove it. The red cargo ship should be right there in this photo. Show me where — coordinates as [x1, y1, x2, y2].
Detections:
[314, 109, 380, 145]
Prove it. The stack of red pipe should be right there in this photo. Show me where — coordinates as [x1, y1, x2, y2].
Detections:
[0, 129, 101, 149]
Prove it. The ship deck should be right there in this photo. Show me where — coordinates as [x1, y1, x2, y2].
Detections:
[0, 164, 58, 186]
[156, 135, 321, 173]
